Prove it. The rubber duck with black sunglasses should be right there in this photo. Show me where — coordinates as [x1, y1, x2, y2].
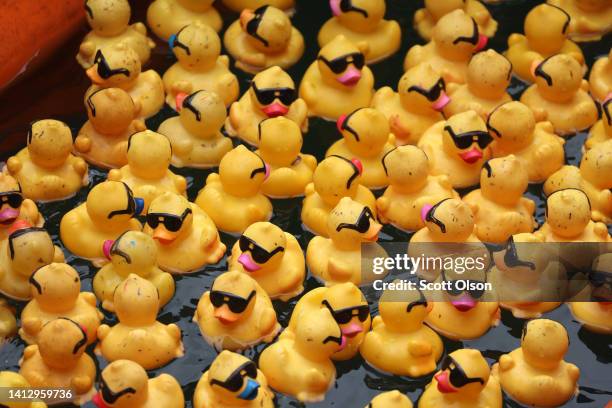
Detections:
[146, 0, 222, 42]
[0, 174, 43, 239]
[194, 271, 280, 352]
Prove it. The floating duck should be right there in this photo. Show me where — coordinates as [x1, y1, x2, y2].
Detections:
[193, 351, 275, 408]
[589, 50, 611, 102]
[547, 0, 612, 42]
[377, 145, 459, 232]
[410, 198, 479, 245]
[366, 391, 413, 408]
[0, 299, 16, 345]
[489, 101, 565, 183]
[0, 174, 43, 239]
[75, 87, 146, 169]
[60, 181, 143, 265]
[463, 156, 536, 243]
[370, 63, 447, 145]
[307, 197, 387, 286]
[85, 43, 164, 119]
[520, 54, 598, 136]
[77, 0, 155, 68]
[326, 107, 395, 189]
[224, 6, 304, 73]
[284, 283, 370, 361]
[255, 117, 317, 197]
[360, 283, 443, 377]
[536, 188, 610, 242]
[259, 307, 344, 403]
[146, 0, 222, 41]
[443, 49, 512, 119]
[163, 22, 239, 109]
[0, 371, 47, 408]
[228, 221, 305, 301]
[301, 155, 376, 237]
[299, 34, 374, 120]
[143, 192, 225, 273]
[0, 223, 64, 301]
[93, 359, 184, 408]
[19, 263, 102, 345]
[157, 90, 232, 168]
[404, 9, 488, 84]
[585, 97, 611, 150]
[420, 349, 502, 408]
[107, 130, 187, 210]
[418, 110, 492, 188]
[544, 140, 612, 224]
[93, 230, 175, 311]
[225, 66, 308, 146]
[97, 274, 184, 369]
[194, 271, 280, 352]
[195, 145, 272, 234]
[20, 318, 97, 405]
[505, 3, 585, 82]
[318, 0, 401, 63]
[492, 319, 580, 407]
[414, 0, 497, 41]
[4, 119, 88, 202]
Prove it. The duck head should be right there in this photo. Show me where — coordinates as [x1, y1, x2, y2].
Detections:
[240, 5, 292, 53]
[486, 101, 535, 150]
[314, 155, 363, 206]
[367, 390, 413, 408]
[27, 119, 73, 169]
[424, 0, 464, 21]
[531, 54, 583, 103]
[6, 223, 56, 278]
[126, 130, 172, 180]
[381, 145, 429, 193]
[421, 198, 475, 242]
[399, 63, 450, 113]
[442, 110, 492, 165]
[467, 50, 512, 100]
[328, 197, 381, 249]
[86, 43, 140, 87]
[257, 117, 302, 166]
[38, 318, 88, 370]
[103, 230, 158, 276]
[29, 263, 80, 314]
[237, 222, 286, 273]
[179, 90, 226, 138]
[434, 349, 489, 396]
[480, 155, 527, 204]
[545, 188, 592, 238]
[86, 181, 144, 230]
[85, 0, 130, 36]
[207, 351, 264, 402]
[330, 0, 385, 32]
[524, 4, 571, 55]
[94, 359, 148, 408]
[114, 274, 160, 326]
[86, 88, 138, 135]
[293, 307, 347, 359]
[492, 233, 543, 277]
[170, 22, 220, 70]
[317, 35, 366, 88]
[209, 271, 258, 325]
[146, 192, 193, 246]
[580, 139, 612, 190]
[432, 10, 487, 61]
[521, 319, 569, 370]
[0, 174, 23, 227]
[321, 283, 370, 340]
[378, 282, 431, 331]
[219, 145, 269, 197]
[336, 108, 389, 157]
[249, 66, 298, 118]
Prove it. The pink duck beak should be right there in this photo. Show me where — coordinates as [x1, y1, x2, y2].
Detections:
[451, 295, 477, 312]
[435, 371, 457, 393]
[102, 240, 114, 260]
[432, 91, 450, 111]
[0, 208, 19, 224]
[459, 148, 483, 164]
[262, 103, 289, 117]
[421, 204, 434, 223]
[337, 66, 362, 86]
[475, 34, 488, 52]
[342, 322, 363, 338]
[238, 252, 261, 272]
[329, 0, 342, 16]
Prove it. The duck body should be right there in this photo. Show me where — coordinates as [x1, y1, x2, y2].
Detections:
[547, 0, 612, 42]
[569, 302, 612, 334]
[588, 51, 611, 102]
[147, 0, 222, 41]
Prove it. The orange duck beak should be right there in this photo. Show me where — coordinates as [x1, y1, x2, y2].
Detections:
[86, 65, 104, 85]
[214, 304, 241, 325]
[153, 226, 177, 245]
[363, 221, 382, 242]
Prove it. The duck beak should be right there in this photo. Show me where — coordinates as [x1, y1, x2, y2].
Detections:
[262, 103, 289, 117]
[341, 322, 363, 338]
[329, 0, 342, 16]
[451, 295, 477, 312]
[86, 66, 104, 85]
[102, 240, 114, 260]
[530, 59, 543, 80]
[432, 91, 450, 111]
[240, 9, 255, 30]
[153, 227, 177, 245]
[238, 253, 262, 272]
[458, 147, 483, 164]
[0, 208, 19, 225]
[92, 392, 109, 408]
[363, 221, 382, 241]
[475, 34, 488, 52]
[337, 66, 362, 86]
[264, 163, 271, 180]
[435, 371, 458, 393]
[175, 92, 188, 111]
[214, 304, 240, 325]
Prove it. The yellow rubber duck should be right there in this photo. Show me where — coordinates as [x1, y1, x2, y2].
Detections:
[143, 192, 226, 273]
[228, 221, 305, 301]
[326, 107, 395, 189]
[505, 3, 585, 82]
[536, 188, 610, 242]
[569, 253, 612, 334]
[20, 318, 97, 405]
[404, 9, 488, 84]
[259, 307, 344, 403]
[147, 0, 222, 41]
[85, 43, 164, 119]
[163, 22, 239, 109]
[107, 130, 187, 211]
[283, 283, 371, 361]
[60, 181, 143, 265]
[414, 0, 497, 41]
[520, 54, 598, 136]
[94, 230, 175, 312]
[0, 371, 48, 408]
[255, 117, 317, 198]
[589, 50, 611, 103]
[19, 263, 102, 345]
[489, 101, 565, 183]
[420, 349, 502, 408]
[97, 274, 184, 369]
[221, 0, 294, 13]
[224, 6, 304, 74]
[193, 351, 274, 408]
[492, 319, 580, 407]
[547, 0, 612, 42]
[463, 156, 536, 243]
[544, 140, 612, 224]
[301, 155, 376, 237]
[194, 271, 280, 352]
[360, 283, 443, 377]
[225, 66, 309, 147]
[307, 197, 387, 286]
[418, 110, 492, 188]
[370, 63, 447, 145]
[75, 87, 146, 169]
[585, 97, 611, 150]
[0, 174, 43, 240]
[157, 90, 232, 168]
[444, 49, 512, 119]
[366, 391, 413, 408]
[0, 299, 16, 345]
[77, 0, 155, 68]
[488, 233, 564, 319]
[195, 145, 272, 234]
[377, 145, 459, 232]
[0, 223, 64, 301]
[92, 359, 184, 408]
[299, 34, 374, 120]
[4, 119, 88, 202]
[318, 0, 401, 63]
[410, 198, 479, 244]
